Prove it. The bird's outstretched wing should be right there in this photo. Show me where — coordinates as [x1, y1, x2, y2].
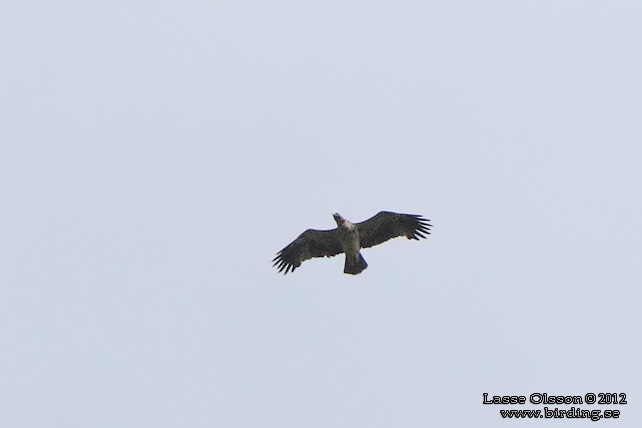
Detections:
[356, 211, 431, 249]
[273, 229, 343, 274]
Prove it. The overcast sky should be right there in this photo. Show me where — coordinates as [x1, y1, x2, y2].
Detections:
[2, 1, 641, 427]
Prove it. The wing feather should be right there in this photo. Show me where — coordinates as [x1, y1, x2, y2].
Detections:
[272, 228, 343, 274]
[356, 211, 431, 249]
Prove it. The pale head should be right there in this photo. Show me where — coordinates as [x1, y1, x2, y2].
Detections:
[332, 213, 353, 229]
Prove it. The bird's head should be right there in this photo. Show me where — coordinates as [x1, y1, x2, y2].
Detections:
[332, 213, 344, 225]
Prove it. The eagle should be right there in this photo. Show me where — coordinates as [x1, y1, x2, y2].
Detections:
[273, 211, 431, 275]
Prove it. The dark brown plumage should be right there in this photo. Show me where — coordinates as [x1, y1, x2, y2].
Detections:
[273, 211, 431, 275]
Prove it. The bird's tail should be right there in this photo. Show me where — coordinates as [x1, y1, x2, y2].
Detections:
[344, 252, 368, 275]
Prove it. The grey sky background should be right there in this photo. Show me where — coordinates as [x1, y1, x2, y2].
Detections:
[2, 1, 641, 427]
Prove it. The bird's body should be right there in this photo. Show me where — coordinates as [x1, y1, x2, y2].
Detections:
[333, 213, 368, 274]
[273, 211, 431, 275]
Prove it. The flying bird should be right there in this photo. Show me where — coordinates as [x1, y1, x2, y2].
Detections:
[273, 211, 431, 275]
